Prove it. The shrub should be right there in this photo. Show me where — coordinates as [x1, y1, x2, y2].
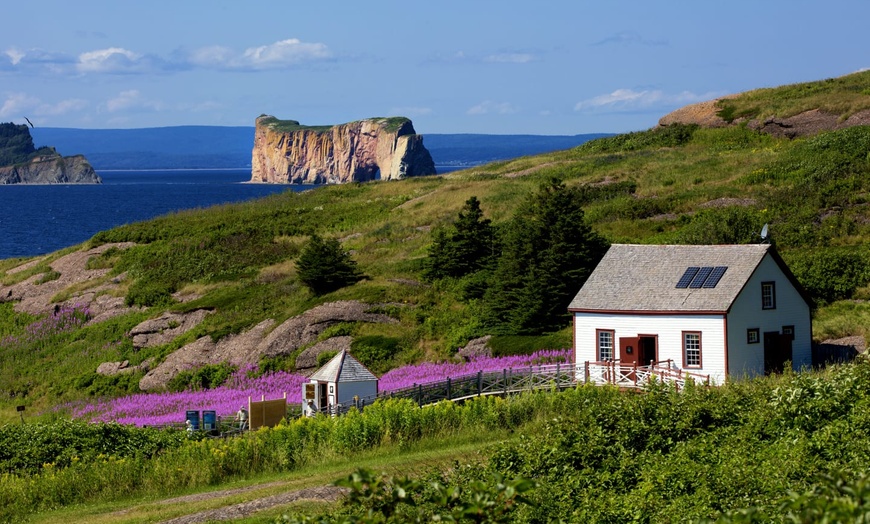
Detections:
[125, 280, 175, 307]
[166, 362, 237, 392]
[351, 335, 401, 374]
[782, 247, 870, 304]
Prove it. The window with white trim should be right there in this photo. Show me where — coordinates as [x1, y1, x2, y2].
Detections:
[683, 331, 702, 368]
[761, 281, 776, 310]
[597, 330, 614, 361]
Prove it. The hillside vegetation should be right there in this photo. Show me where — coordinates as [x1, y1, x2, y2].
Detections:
[3, 72, 870, 421]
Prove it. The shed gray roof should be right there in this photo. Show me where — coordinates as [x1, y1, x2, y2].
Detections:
[309, 349, 378, 383]
[568, 244, 776, 313]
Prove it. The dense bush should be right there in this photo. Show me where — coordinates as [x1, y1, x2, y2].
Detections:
[350, 335, 401, 374]
[576, 123, 699, 154]
[166, 362, 238, 392]
[674, 206, 764, 245]
[783, 246, 870, 304]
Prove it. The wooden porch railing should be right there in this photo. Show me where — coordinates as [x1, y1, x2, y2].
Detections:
[582, 359, 711, 389]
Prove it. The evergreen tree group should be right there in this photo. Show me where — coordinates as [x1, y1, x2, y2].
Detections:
[424, 178, 609, 336]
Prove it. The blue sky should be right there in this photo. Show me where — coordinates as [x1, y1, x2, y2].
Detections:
[2, 1, 867, 135]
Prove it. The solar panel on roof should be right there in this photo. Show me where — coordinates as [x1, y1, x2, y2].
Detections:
[689, 266, 713, 288]
[702, 266, 728, 288]
[676, 267, 700, 288]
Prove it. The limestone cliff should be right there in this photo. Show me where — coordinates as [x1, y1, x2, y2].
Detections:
[0, 153, 100, 184]
[0, 123, 100, 184]
[250, 116, 436, 184]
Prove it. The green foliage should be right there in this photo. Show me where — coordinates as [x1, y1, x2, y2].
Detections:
[296, 235, 364, 295]
[483, 178, 609, 334]
[674, 206, 763, 245]
[488, 332, 572, 357]
[317, 350, 338, 368]
[350, 335, 401, 374]
[0, 419, 186, 475]
[277, 468, 536, 523]
[124, 279, 175, 307]
[782, 247, 870, 305]
[34, 270, 61, 285]
[716, 70, 870, 122]
[166, 362, 237, 392]
[576, 123, 699, 154]
[0, 123, 53, 166]
[423, 196, 496, 281]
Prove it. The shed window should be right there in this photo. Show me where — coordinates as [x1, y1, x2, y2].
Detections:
[683, 331, 702, 368]
[596, 329, 614, 361]
[761, 281, 776, 310]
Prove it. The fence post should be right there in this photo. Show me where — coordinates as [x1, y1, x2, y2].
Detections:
[477, 371, 482, 396]
[556, 362, 561, 388]
[503, 369, 508, 396]
[585, 361, 589, 384]
[447, 377, 451, 401]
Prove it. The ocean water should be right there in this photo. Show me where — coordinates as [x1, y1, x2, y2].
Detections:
[0, 169, 308, 260]
[0, 167, 463, 261]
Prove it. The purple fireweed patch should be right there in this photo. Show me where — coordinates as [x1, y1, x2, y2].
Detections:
[72, 349, 573, 426]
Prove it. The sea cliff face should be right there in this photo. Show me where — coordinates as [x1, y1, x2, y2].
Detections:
[250, 116, 436, 184]
[0, 122, 100, 184]
[0, 154, 100, 185]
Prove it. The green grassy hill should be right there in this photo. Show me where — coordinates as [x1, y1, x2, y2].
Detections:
[4, 71, 870, 421]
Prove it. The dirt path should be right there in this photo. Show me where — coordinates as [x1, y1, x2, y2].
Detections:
[156, 484, 347, 524]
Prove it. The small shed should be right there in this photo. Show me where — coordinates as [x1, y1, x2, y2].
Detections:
[303, 350, 378, 415]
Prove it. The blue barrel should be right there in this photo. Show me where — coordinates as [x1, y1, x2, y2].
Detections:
[202, 410, 217, 431]
[185, 410, 200, 430]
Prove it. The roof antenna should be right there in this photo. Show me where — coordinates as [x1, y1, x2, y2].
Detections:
[760, 223, 769, 244]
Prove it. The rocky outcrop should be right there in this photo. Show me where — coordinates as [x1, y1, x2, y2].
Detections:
[0, 123, 100, 184]
[658, 96, 870, 139]
[250, 116, 436, 184]
[0, 154, 100, 184]
[139, 301, 399, 390]
[129, 309, 212, 350]
[0, 243, 138, 318]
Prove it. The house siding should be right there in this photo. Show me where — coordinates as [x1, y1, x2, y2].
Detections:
[574, 312, 727, 384]
[726, 253, 812, 378]
[336, 380, 378, 405]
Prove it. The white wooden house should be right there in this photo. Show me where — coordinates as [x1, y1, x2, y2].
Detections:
[569, 244, 812, 385]
[303, 350, 378, 415]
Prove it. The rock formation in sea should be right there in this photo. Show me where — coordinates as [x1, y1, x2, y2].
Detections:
[0, 122, 100, 184]
[250, 115, 436, 184]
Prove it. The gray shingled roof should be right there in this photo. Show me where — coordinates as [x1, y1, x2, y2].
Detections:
[568, 244, 773, 313]
[309, 349, 378, 383]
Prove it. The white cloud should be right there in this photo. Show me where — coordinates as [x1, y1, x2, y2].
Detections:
[0, 93, 40, 118]
[467, 101, 518, 115]
[5, 48, 24, 65]
[574, 88, 718, 112]
[77, 47, 149, 74]
[484, 53, 536, 64]
[186, 39, 332, 71]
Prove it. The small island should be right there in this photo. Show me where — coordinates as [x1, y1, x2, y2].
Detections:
[251, 115, 436, 184]
[0, 122, 100, 184]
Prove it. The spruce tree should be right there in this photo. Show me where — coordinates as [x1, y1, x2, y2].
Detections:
[296, 234, 364, 295]
[423, 196, 495, 281]
[484, 178, 609, 334]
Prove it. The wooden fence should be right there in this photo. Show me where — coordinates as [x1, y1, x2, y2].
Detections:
[314, 360, 710, 416]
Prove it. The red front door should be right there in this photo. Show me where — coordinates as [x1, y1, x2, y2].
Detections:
[620, 337, 640, 366]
